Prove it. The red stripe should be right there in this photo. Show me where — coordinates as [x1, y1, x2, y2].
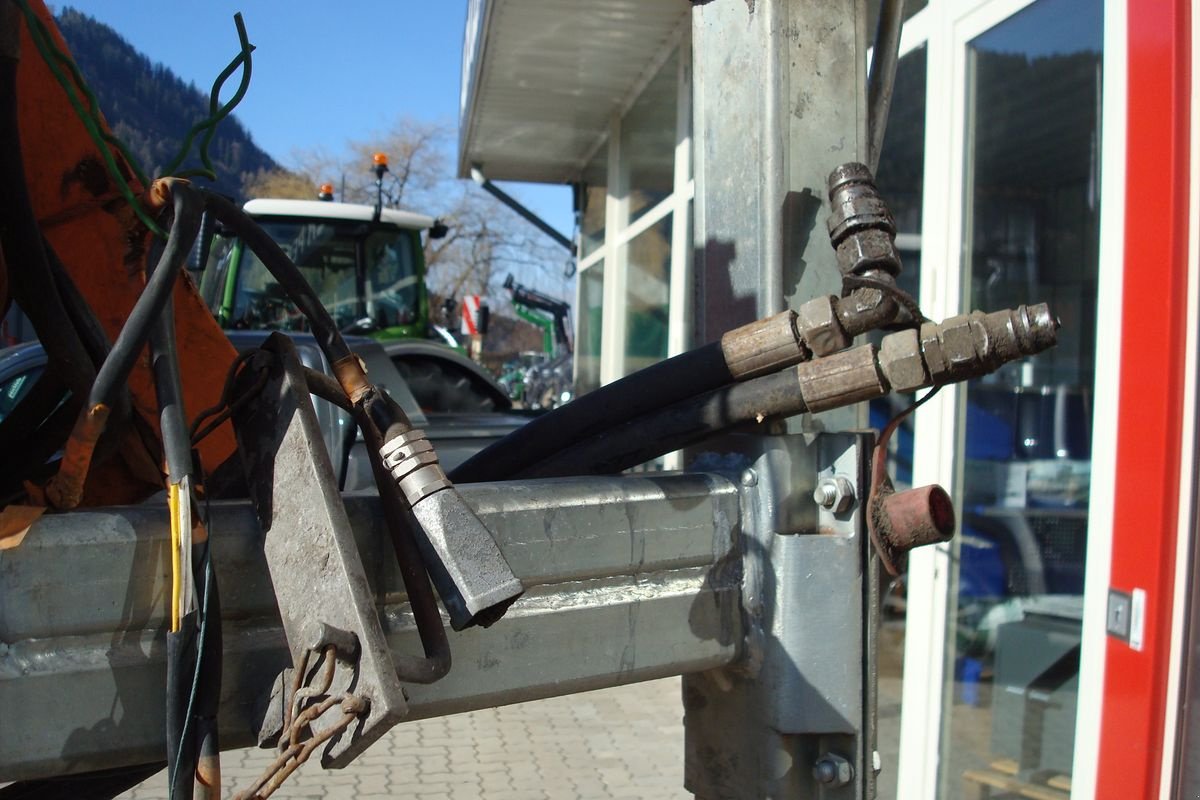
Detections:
[1096, 1, 1192, 796]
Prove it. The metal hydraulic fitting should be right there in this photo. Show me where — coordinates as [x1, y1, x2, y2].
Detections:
[877, 328, 928, 393]
[719, 309, 809, 380]
[797, 303, 1058, 413]
[797, 295, 852, 357]
[381, 429, 524, 630]
[826, 162, 901, 278]
[916, 304, 1058, 384]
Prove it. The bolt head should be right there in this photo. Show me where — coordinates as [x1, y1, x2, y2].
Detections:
[812, 753, 854, 787]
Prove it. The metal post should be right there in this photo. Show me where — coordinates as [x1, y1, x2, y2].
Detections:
[687, 1, 873, 797]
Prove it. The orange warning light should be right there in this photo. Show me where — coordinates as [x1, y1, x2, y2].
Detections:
[372, 152, 389, 167]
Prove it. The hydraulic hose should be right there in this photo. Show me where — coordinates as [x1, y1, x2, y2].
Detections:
[0, 56, 96, 403]
[44, 179, 203, 509]
[455, 164, 912, 485]
[449, 310, 811, 484]
[867, 0, 905, 174]
[147, 200, 222, 800]
[303, 367, 451, 683]
[521, 305, 1059, 479]
[205, 190, 521, 631]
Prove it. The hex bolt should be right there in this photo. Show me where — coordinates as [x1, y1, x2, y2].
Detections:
[813, 476, 856, 513]
[813, 753, 854, 787]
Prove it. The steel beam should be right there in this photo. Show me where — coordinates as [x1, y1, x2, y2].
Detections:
[0, 473, 740, 782]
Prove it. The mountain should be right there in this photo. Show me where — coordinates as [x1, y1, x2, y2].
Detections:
[54, 7, 277, 202]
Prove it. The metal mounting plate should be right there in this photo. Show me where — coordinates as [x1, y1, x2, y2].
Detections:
[232, 333, 408, 768]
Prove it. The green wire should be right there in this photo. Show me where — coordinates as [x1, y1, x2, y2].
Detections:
[16, 4, 257, 238]
[15, 0, 165, 236]
[163, 13, 255, 182]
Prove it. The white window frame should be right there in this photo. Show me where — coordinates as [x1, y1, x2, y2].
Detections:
[574, 18, 694, 388]
[894, 1, 1123, 797]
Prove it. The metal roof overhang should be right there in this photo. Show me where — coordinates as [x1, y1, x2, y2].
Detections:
[458, 0, 689, 185]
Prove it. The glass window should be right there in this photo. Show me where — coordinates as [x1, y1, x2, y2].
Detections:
[575, 263, 604, 395]
[580, 145, 608, 259]
[229, 219, 418, 334]
[622, 216, 672, 375]
[621, 49, 679, 224]
[939, 1, 1102, 796]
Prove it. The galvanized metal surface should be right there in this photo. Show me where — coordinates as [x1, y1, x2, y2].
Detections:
[0, 473, 740, 782]
[683, 432, 873, 800]
[231, 338, 408, 769]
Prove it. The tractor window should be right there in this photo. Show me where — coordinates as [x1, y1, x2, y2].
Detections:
[228, 219, 418, 334]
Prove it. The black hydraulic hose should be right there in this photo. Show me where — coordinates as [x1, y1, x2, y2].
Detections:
[449, 341, 733, 484]
[199, 192, 354, 368]
[148, 223, 199, 800]
[88, 183, 203, 414]
[361, 392, 452, 684]
[0, 57, 96, 401]
[517, 368, 807, 480]
[867, 0, 905, 174]
[303, 366, 451, 682]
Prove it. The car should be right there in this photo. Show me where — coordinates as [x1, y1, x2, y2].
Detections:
[0, 333, 527, 492]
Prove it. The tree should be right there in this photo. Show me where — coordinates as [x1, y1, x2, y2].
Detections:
[242, 119, 569, 314]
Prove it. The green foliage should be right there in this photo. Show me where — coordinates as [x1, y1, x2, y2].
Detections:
[55, 7, 276, 202]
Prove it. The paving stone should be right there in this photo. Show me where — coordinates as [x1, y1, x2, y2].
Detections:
[115, 677, 691, 799]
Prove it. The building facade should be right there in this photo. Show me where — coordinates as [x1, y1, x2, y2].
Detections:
[459, 1, 1197, 797]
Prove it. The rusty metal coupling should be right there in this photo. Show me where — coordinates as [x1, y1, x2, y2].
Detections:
[825, 162, 901, 279]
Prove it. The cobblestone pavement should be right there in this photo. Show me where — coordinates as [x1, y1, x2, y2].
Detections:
[119, 677, 690, 800]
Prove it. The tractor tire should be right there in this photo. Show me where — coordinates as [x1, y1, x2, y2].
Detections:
[392, 354, 501, 414]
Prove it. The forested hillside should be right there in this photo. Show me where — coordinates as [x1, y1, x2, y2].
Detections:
[55, 7, 276, 201]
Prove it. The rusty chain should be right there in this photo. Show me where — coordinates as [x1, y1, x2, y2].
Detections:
[234, 646, 369, 800]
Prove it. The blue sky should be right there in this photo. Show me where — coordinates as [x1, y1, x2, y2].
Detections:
[54, 1, 575, 240]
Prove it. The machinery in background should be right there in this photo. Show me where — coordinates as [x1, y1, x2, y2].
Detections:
[497, 273, 574, 409]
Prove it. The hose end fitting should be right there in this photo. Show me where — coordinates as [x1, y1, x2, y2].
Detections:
[825, 162, 900, 279]
[380, 430, 523, 631]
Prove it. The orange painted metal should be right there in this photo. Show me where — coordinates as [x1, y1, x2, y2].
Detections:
[14, 1, 238, 501]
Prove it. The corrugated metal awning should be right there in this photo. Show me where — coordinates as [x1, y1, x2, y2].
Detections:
[458, 0, 689, 185]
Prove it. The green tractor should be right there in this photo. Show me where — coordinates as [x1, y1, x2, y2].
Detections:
[198, 192, 512, 414]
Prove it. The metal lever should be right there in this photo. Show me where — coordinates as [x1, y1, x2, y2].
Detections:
[231, 334, 407, 768]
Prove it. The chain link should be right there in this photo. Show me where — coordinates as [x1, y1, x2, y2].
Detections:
[234, 646, 368, 800]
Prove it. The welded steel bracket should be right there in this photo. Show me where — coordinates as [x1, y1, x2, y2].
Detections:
[232, 333, 408, 768]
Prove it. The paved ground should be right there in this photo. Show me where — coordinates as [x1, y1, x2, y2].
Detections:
[118, 677, 690, 800]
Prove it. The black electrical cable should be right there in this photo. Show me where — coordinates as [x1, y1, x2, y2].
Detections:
[199, 192, 354, 368]
[867, 0, 905, 174]
[0, 57, 96, 402]
[359, 390, 452, 684]
[147, 220, 199, 800]
[449, 341, 732, 484]
[517, 368, 808, 480]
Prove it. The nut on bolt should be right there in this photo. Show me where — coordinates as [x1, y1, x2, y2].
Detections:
[813, 475, 856, 514]
[798, 295, 852, 357]
[878, 327, 928, 393]
[813, 752, 854, 787]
